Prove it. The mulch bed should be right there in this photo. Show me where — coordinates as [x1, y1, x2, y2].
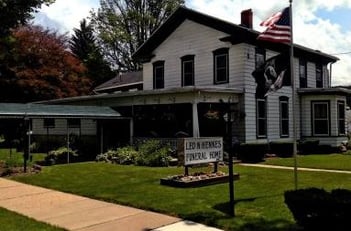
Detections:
[0, 161, 41, 177]
[160, 171, 239, 188]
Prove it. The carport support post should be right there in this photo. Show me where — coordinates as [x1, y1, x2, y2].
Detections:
[67, 124, 70, 164]
[23, 117, 30, 173]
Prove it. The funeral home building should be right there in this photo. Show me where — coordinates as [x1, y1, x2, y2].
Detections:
[44, 6, 349, 150]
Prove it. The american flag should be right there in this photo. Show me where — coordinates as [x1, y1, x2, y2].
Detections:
[257, 7, 291, 43]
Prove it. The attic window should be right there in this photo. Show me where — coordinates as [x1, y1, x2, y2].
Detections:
[316, 64, 323, 88]
[153, 61, 164, 89]
[213, 48, 229, 84]
[181, 55, 195, 86]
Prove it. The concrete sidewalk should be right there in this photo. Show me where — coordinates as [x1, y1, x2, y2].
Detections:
[0, 178, 223, 231]
[239, 163, 351, 174]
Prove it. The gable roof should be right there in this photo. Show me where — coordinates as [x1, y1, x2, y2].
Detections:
[0, 103, 121, 119]
[94, 71, 143, 94]
[133, 6, 338, 64]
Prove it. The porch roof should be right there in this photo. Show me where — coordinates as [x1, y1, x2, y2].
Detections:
[40, 86, 244, 106]
[0, 103, 122, 119]
[297, 87, 351, 96]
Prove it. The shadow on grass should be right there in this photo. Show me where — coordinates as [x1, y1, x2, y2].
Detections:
[179, 195, 301, 231]
[182, 210, 300, 231]
[213, 194, 282, 215]
[235, 218, 301, 231]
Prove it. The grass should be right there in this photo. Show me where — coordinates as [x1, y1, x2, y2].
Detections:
[0, 207, 65, 231]
[0, 148, 46, 167]
[12, 162, 351, 231]
[263, 153, 351, 171]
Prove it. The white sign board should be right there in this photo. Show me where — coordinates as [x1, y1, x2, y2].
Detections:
[183, 137, 223, 166]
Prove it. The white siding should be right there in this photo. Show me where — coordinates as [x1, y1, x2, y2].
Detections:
[306, 62, 315, 88]
[300, 95, 347, 142]
[144, 19, 233, 90]
[306, 63, 328, 88]
[242, 46, 300, 143]
[143, 63, 153, 90]
[81, 119, 97, 135]
[32, 119, 96, 136]
[140, 18, 335, 146]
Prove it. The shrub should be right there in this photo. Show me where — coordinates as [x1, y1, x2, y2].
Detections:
[284, 187, 351, 230]
[297, 140, 319, 154]
[115, 146, 138, 165]
[237, 143, 268, 163]
[136, 140, 172, 167]
[95, 147, 138, 164]
[95, 153, 110, 162]
[269, 142, 293, 157]
[45, 147, 78, 165]
[95, 140, 172, 167]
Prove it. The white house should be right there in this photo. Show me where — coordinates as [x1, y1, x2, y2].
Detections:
[45, 6, 349, 152]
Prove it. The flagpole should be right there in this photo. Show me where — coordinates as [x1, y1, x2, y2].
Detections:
[289, 0, 298, 190]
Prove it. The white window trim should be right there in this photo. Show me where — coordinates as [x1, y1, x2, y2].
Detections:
[312, 101, 329, 136]
[214, 53, 228, 84]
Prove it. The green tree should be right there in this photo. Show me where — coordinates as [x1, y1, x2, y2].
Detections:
[0, 25, 92, 102]
[90, 0, 184, 71]
[70, 19, 115, 87]
[0, 0, 55, 100]
[0, 0, 54, 35]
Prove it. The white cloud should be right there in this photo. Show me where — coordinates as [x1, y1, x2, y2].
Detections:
[33, 0, 99, 34]
[187, 0, 351, 86]
[32, 0, 351, 85]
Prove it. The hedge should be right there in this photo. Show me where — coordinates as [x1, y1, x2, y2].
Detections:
[284, 187, 351, 230]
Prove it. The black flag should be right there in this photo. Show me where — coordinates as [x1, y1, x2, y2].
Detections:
[252, 53, 290, 98]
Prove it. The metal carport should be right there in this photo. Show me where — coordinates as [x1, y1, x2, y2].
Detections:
[0, 103, 132, 171]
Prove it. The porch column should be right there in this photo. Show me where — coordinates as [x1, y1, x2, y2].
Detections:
[192, 102, 200, 137]
[129, 118, 134, 145]
[100, 124, 104, 154]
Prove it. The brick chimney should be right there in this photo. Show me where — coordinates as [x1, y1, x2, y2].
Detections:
[241, 9, 253, 29]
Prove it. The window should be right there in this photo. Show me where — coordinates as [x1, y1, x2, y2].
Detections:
[255, 48, 266, 68]
[338, 101, 346, 135]
[299, 59, 307, 88]
[279, 97, 289, 137]
[181, 55, 195, 86]
[213, 48, 229, 84]
[312, 101, 329, 136]
[153, 61, 164, 89]
[256, 98, 267, 138]
[316, 64, 323, 88]
[43, 118, 55, 128]
[68, 119, 81, 128]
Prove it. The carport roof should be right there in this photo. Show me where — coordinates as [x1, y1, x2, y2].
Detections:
[0, 103, 121, 119]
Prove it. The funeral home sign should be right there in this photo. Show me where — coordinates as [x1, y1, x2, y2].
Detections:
[178, 137, 223, 166]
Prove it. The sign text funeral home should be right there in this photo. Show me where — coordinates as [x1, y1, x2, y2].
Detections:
[183, 137, 223, 165]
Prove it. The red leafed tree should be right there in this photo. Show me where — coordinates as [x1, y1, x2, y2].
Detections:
[2, 25, 92, 102]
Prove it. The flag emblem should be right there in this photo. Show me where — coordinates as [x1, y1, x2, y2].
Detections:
[252, 53, 290, 98]
[257, 7, 291, 43]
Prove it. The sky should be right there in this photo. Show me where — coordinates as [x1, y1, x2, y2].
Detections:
[33, 0, 351, 86]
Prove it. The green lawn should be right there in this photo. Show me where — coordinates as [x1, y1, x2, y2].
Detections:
[12, 162, 351, 231]
[0, 148, 46, 167]
[263, 153, 351, 171]
[0, 207, 65, 231]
